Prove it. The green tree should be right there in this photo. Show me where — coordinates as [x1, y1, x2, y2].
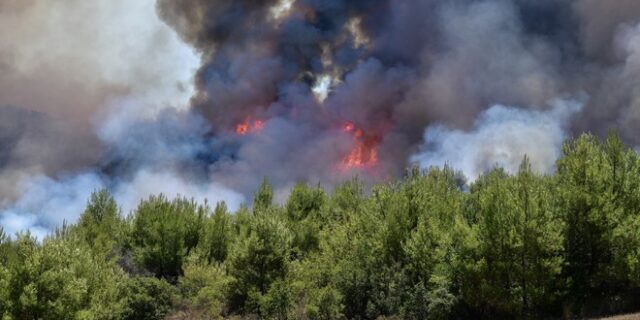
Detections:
[512, 158, 564, 316]
[285, 183, 326, 258]
[176, 256, 231, 319]
[326, 178, 365, 225]
[0, 232, 10, 318]
[226, 213, 292, 314]
[198, 202, 234, 264]
[3, 233, 126, 320]
[131, 196, 206, 280]
[0, 227, 11, 266]
[402, 167, 465, 320]
[76, 190, 123, 257]
[287, 257, 344, 320]
[460, 161, 564, 318]
[557, 133, 640, 315]
[260, 279, 293, 320]
[121, 277, 176, 320]
[254, 177, 274, 214]
[321, 185, 395, 319]
[402, 167, 465, 278]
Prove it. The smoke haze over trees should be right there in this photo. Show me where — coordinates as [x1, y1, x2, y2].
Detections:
[1, 133, 640, 319]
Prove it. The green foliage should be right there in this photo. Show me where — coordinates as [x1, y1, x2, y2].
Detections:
[0, 227, 10, 266]
[226, 213, 293, 314]
[76, 190, 123, 257]
[254, 177, 274, 214]
[176, 256, 231, 318]
[260, 279, 293, 320]
[0, 248, 10, 317]
[2, 234, 126, 320]
[121, 277, 176, 320]
[286, 256, 344, 319]
[286, 183, 326, 258]
[557, 133, 640, 315]
[198, 202, 234, 264]
[1, 133, 640, 319]
[131, 195, 206, 280]
[459, 159, 565, 318]
[303, 285, 343, 320]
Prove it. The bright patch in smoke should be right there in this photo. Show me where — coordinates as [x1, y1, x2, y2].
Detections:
[270, 0, 295, 21]
[412, 99, 583, 180]
[312, 75, 333, 102]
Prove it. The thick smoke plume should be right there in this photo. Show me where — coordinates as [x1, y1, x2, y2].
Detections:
[2, 0, 640, 237]
[411, 99, 582, 181]
[0, 0, 200, 200]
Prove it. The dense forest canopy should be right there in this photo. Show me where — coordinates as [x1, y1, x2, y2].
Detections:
[2, 133, 640, 320]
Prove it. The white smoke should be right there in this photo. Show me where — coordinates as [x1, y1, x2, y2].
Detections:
[0, 102, 246, 239]
[114, 170, 244, 215]
[0, 173, 104, 240]
[0, 0, 247, 239]
[0, 101, 246, 239]
[411, 99, 583, 181]
[0, 0, 199, 120]
[0, 169, 244, 240]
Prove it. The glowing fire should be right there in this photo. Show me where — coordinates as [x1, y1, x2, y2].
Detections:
[342, 122, 355, 132]
[235, 119, 265, 135]
[341, 122, 380, 169]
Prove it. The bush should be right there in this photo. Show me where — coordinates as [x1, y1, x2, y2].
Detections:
[121, 277, 176, 320]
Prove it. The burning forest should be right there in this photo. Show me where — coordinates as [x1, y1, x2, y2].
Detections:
[2, 0, 640, 237]
[2, 0, 640, 319]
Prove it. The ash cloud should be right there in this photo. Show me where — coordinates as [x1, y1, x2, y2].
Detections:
[3, 0, 640, 236]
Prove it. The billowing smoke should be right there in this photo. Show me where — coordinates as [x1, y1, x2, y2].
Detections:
[411, 99, 582, 181]
[0, 0, 242, 237]
[0, 169, 243, 240]
[2, 0, 640, 237]
[0, 173, 103, 240]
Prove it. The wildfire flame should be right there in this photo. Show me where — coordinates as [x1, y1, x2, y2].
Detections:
[235, 119, 265, 135]
[341, 122, 380, 169]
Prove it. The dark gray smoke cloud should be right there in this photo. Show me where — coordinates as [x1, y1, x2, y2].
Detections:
[3, 0, 640, 236]
[157, 0, 640, 181]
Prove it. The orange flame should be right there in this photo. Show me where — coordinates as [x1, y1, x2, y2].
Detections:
[236, 123, 249, 135]
[341, 122, 380, 169]
[235, 118, 265, 135]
